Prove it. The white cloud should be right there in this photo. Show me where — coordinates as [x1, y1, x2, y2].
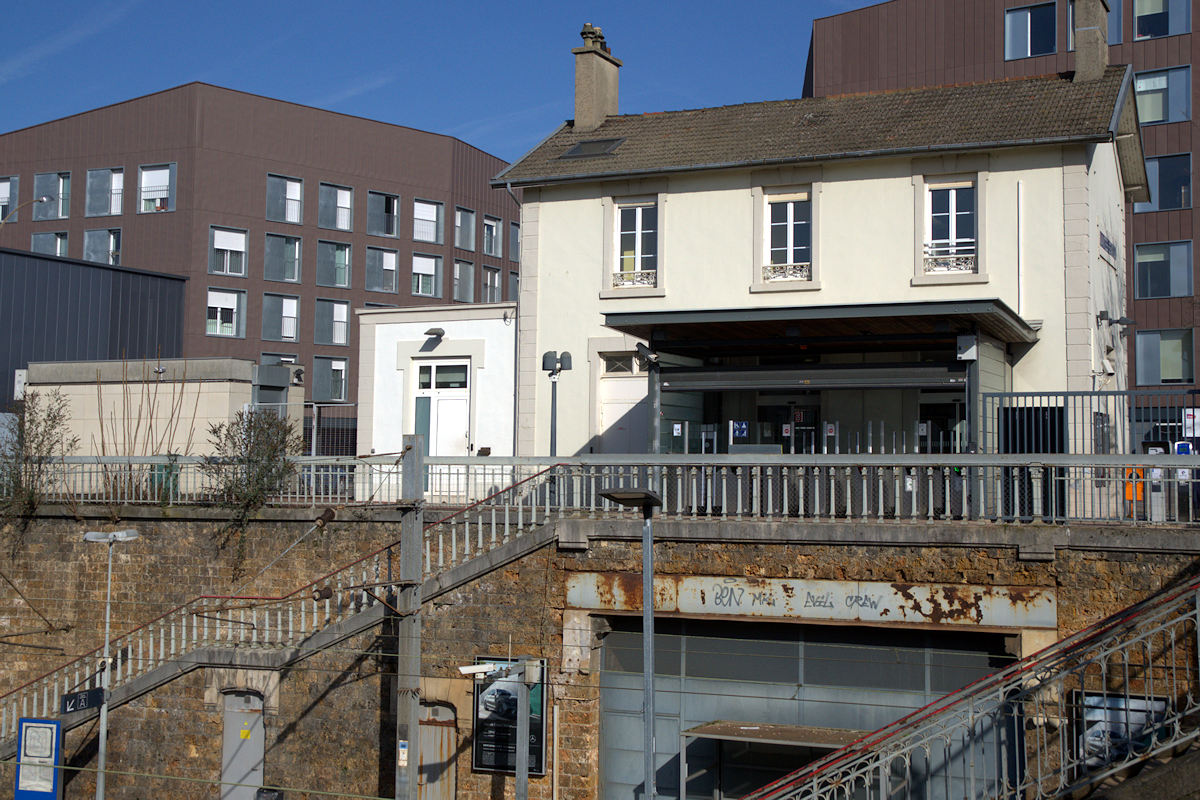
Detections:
[0, 0, 143, 86]
[311, 75, 397, 108]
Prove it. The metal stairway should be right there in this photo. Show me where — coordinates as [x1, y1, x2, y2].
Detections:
[0, 464, 564, 759]
[745, 572, 1200, 800]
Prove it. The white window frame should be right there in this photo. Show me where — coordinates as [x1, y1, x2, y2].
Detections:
[138, 164, 173, 213]
[1135, 240, 1193, 299]
[1004, 2, 1057, 60]
[412, 253, 442, 298]
[482, 216, 502, 256]
[601, 193, 667, 298]
[267, 174, 303, 224]
[413, 199, 443, 244]
[1136, 328, 1194, 384]
[210, 227, 248, 277]
[314, 356, 348, 402]
[0, 177, 12, 220]
[315, 298, 350, 346]
[752, 179, 821, 293]
[455, 207, 476, 250]
[912, 166, 989, 285]
[453, 260, 474, 302]
[1134, 0, 1191, 40]
[206, 289, 244, 338]
[482, 266, 501, 303]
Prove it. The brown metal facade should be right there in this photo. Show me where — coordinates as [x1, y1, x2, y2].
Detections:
[0, 83, 520, 406]
[810, 0, 1199, 387]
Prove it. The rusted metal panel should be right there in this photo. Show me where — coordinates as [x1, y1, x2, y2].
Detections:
[566, 572, 1056, 630]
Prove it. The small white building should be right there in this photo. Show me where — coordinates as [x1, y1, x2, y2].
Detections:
[356, 303, 517, 458]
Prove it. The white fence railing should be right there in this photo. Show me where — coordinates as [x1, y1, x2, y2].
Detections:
[9, 454, 1200, 525]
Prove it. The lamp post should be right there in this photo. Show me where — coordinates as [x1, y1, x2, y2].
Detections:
[83, 528, 139, 800]
[0, 195, 52, 229]
[597, 488, 662, 799]
[541, 351, 572, 456]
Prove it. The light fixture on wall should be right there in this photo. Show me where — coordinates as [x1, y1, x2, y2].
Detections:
[424, 327, 445, 339]
[542, 351, 572, 457]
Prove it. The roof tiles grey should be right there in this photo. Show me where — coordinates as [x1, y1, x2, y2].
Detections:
[495, 67, 1129, 186]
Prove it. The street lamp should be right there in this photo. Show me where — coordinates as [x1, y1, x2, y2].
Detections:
[83, 528, 139, 800]
[541, 351, 572, 456]
[0, 195, 52, 228]
[597, 488, 661, 799]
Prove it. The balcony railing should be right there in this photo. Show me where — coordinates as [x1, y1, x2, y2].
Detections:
[335, 206, 351, 230]
[923, 241, 977, 274]
[285, 197, 301, 223]
[612, 268, 658, 288]
[281, 315, 297, 340]
[9, 454, 1200, 526]
[763, 262, 812, 282]
[140, 186, 170, 212]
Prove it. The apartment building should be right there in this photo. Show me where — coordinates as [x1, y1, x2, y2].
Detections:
[808, 0, 1195, 447]
[0, 83, 520, 448]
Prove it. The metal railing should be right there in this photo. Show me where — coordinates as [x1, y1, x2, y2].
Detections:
[611, 268, 658, 288]
[923, 241, 977, 273]
[9, 454, 1200, 525]
[746, 573, 1200, 800]
[0, 463, 561, 741]
[763, 262, 813, 282]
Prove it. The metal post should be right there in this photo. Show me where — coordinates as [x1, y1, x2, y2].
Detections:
[549, 373, 559, 457]
[396, 435, 424, 800]
[515, 665, 530, 800]
[648, 359, 662, 455]
[641, 506, 656, 800]
[95, 541, 114, 800]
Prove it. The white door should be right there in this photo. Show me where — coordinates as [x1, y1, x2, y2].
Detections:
[415, 361, 471, 500]
[599, 376, 650, 453]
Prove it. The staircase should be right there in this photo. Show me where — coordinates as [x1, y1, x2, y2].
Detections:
[745, 572, 1200, 800]
[0, 464, 565, 759]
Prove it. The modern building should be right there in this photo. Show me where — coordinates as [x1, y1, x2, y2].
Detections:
[0, 83, 521, 449]
[496, 23, 1144, 457]
[0, 247, 186, 408]
[808, 0, 1197, 449]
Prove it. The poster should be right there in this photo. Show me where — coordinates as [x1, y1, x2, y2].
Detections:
[471, 658, 546, 775]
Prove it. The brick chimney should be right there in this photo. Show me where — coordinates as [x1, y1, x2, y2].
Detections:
[573, 23, 622, 132]
[1073, 0, 1110, 82]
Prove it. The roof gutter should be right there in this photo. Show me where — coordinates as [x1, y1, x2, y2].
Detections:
[1107, 64, 1134, 136]
[497, 133, 1113, 189]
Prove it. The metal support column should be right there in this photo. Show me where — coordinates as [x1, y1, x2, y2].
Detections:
[396, 435, 424, 800]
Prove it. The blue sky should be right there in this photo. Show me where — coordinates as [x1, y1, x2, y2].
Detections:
[0, 0, 868, 163]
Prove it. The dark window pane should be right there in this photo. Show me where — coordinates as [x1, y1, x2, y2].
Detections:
[1029, 2, 1056, 54]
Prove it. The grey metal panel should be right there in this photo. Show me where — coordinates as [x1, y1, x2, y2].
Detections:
[318, 183, 336, 229]
[265, 175, 286, 222]
[83, 230, 109, 263]
[312, 357, 333, 402]
[0, 248, 185, 407]
[262, 294, 283, 341]
[32, 174, 56, 220]
[367, 192, 386, 235]
[166, 162, 177, 211]
[314, 299, 334, 344]
[85, 169, 111, 217]
[220, 690, 264, 800]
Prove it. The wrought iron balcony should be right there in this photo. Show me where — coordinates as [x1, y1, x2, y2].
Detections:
[612, 268, 658, 288]
[763, 262, 812, 282]
[923, 241, 977, 274]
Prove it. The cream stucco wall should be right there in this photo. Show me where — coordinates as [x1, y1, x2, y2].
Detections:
[517, 143, 1131, 456]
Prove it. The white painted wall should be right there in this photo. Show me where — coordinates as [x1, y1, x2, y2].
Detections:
[358, 305, 516, 457]
[517, 144, 1130, 456]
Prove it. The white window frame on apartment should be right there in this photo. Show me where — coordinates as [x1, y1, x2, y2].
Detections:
[33, 172, 71, 220]
[83, 228, 121, 265]
[1134, 0, 1191, 40]
[31, 232, 68, 257]
[0, 176, 14, 220]
[314, 357, 348, 402]
[1136, 328, 1194, 384]
[206, 289, 244, 338]
[482, 266, 501, 303]
[455, 207, 476, 250]
[319, 183, 353, 231]
[482, 216, 502, 257]
[413, 199, 443, 243]
[262, 293, 300, 342]
[368, 191, 400, 237]
[264, 233, 302, 283]
[365, 246, 399, 293]
[210, 227, 248, 277]
[601, 191, 667, 298]
[267, 174, 303, 224]
[751, 174, 822, 293]
[1134, 240, 1192, 299]
[1134, 66, 1191, 125]
[1004, 2, 1057, 60]
[138, 164, 173, 213]
[86, 168, 123, 217]
[412, 253, 442, 298]
[912, 163, 989, 285]
[453, 260, 474, 302]
[315, 299, 349, 346]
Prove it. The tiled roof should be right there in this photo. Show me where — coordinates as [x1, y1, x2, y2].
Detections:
[495, 67, 1128, 186]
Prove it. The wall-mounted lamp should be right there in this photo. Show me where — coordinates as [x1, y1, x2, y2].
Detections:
[542, 351, 572, 457]
[292, 367, 304, 385]
[424, 327, 445, 339]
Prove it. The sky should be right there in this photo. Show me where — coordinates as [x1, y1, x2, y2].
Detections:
[0, 0, 869, 164]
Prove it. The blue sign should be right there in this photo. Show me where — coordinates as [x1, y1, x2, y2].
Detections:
[15, 718, 62, 800]
[732, 421, 749, 438]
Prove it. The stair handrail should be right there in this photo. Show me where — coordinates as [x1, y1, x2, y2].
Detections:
[747, 569, 1200, 800]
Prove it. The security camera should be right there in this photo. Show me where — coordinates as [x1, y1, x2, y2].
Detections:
[635, 342, 658, 364]
[458, 663, 503, 676]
